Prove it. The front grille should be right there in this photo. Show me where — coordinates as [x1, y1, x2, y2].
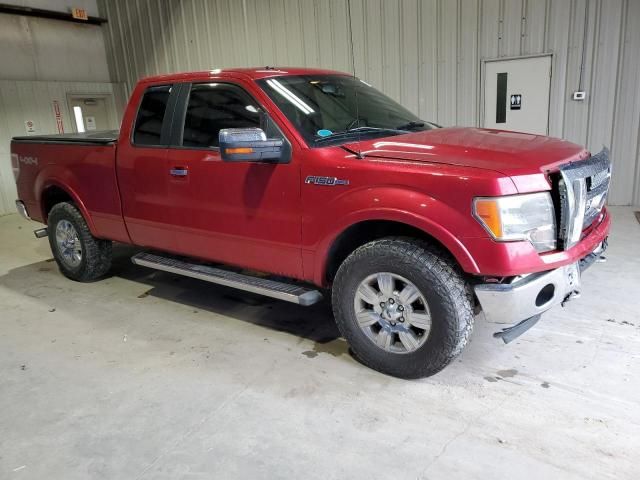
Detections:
[556, 148, 611, 250]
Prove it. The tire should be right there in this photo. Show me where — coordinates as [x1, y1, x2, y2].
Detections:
[47, 202, 112, 282]
[332, 237, 474, 379]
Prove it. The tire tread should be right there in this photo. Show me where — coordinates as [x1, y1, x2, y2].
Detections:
[332, 237, 474, 378]
[47, 202, 112, 282]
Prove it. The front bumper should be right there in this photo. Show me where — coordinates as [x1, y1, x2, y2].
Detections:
[475, 239, 607, 325]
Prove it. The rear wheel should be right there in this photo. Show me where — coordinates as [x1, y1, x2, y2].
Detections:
[48, 202, 112, 281]
[332, 237, 474, 379]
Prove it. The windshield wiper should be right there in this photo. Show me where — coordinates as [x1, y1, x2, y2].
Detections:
[314, 126, 406, 144]
[395, 121, 426, 131]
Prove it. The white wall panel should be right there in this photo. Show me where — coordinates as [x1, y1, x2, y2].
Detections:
[586, 0, 623, 197]
[501, 0, 523, 56]
[97, 0, 640, 205]
[522, 0, 547, 55]
[417, 0, 438, 121]
[0, 13, 110, 82]
[612, 0, 640, 206]
[458, 0, 479, 126]
[545, 0, 571, 138]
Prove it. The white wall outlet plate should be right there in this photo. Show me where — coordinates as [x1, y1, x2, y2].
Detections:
[572, 91, 586, 101]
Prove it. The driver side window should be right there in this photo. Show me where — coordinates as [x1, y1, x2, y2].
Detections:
[181, 83, 278, 148]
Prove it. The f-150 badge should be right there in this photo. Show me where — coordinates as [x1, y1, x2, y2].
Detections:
[305, 176, 349, 186]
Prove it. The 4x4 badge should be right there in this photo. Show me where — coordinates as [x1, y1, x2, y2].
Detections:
[305, 176, 349, 186]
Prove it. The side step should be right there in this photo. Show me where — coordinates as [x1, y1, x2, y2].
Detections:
[131, 252, 323, 306]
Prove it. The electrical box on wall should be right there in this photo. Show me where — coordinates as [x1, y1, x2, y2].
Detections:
[572, 91, 586, 101]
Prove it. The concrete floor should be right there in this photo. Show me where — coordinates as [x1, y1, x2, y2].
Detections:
[0, 208, 638, 480]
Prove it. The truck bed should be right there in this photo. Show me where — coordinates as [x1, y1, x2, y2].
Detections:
[12, 130, 119, 145]
[11, 130, 130, 243]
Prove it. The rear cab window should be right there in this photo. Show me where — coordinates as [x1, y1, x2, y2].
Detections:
[133, 85, 172, 146]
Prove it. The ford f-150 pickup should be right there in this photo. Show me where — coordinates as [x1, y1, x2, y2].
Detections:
[11, 67, 611, 378]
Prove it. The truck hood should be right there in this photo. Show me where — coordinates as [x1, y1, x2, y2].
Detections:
[343, 127, 590, 177]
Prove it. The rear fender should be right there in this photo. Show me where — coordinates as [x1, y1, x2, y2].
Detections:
[35, 165, 98, 235]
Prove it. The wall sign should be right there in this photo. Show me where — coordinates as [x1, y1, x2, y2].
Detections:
[24, 120, 37, 134]
[71, 8, 88, 20]
[52, 100, 64, 134]
[510, 94, 522, 110]
[85, 116, 97, 130]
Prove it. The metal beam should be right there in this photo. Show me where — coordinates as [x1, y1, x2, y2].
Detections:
[0, 3, 107, 25]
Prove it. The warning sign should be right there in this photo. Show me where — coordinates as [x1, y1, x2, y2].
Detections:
[24, 120, 37, 134]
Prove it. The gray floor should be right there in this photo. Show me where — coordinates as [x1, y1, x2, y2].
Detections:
[0, 207, 638, 479]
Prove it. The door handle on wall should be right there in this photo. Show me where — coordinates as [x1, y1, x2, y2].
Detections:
[169, 168, 188, 177]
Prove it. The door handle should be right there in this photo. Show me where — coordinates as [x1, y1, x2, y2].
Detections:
[170, 167, 188, 177]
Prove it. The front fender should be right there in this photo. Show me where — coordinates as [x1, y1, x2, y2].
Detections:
[307, 186, 485, 285]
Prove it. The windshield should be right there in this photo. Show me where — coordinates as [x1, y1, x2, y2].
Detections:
[257, 75, 437, 147]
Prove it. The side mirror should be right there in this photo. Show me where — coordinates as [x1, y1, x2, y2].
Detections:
[219, 128, 285, 162]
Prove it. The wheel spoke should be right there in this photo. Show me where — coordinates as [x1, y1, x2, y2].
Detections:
[398, 330, 420, 351]
[55, 229, 66, 243]
[376, 273, 394, 298]
[406, 311, 431, 331]
[55, 220, 82, 267]
[398, 284, 420, 305]
[356, 283, 380, 306]
[353, 272, 431, 354]
[356, 310, 379, 327]
[375, 329, 393, 349]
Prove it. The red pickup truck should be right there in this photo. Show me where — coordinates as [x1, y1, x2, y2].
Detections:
[11, 67, 610, 378]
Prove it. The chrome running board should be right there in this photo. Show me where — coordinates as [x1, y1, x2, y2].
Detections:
[131, 252, 322, 306]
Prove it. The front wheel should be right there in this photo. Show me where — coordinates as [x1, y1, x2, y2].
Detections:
[47, 202, 112, 282]
[332, 238, 474, 379]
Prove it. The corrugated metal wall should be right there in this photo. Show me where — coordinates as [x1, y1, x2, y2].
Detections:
[99, 0, 640, 205]
[0, 80, 124, 214]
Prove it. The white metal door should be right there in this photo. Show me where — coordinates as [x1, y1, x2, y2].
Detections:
[483, 55, 552, 135]
[67, 95, 113, 132]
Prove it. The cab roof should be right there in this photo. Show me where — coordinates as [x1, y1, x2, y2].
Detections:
[139, 67, 350, 84]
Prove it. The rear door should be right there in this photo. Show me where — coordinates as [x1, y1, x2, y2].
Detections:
[165, 80, 303, 278]
[117, 84, 177, 251]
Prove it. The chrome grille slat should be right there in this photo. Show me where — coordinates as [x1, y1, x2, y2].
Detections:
[558, 147, 611, 250]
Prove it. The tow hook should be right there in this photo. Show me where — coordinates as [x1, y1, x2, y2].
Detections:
[493, 314, 541, 344]
[34, 228, 48, 239]
[561, 290, 581, 307]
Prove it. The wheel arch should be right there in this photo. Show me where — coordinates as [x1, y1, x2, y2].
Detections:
[317, 212, 480, 286]
[39, 182, 97, 235]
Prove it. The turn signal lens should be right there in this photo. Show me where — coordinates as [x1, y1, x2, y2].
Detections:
[474, 199, 503, 238]
[225, 147, 254, 154]
[473, 192, 557, 253]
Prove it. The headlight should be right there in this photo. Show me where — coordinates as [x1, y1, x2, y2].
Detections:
[473, 192, 557, 252]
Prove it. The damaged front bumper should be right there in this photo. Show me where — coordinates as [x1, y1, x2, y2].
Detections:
[474, 239, 607, 343]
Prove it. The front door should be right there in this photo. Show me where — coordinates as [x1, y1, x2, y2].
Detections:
[483, 55, 552, 135]
[165, 81, 303, 278]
